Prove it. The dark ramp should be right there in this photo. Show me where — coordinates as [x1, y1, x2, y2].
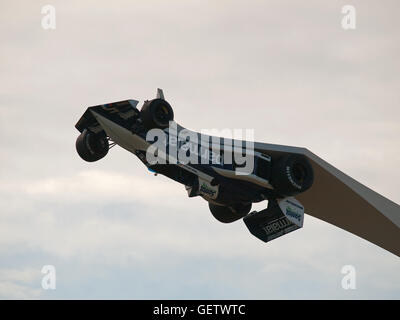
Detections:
[254, 141, 400, 257]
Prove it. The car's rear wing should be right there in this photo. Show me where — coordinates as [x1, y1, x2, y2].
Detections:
[244, 198, 304, 243]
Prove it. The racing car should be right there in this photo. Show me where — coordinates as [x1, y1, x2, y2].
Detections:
[75, 89, 400, 257]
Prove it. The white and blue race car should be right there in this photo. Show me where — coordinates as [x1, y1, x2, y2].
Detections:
[75, 89, 400, 256]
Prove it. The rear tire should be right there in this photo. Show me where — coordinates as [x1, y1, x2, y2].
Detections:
[270, 154, 314, 196]
[76, 129, 109, 162]
[208, 202, 252, 223]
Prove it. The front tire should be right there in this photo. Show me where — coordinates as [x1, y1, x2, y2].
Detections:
[76, 129, 109, 162]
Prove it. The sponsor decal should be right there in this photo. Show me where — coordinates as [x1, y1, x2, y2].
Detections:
[262, 217, 292, 235]
[198, 178, 219, 199]
[199, 182, 217, 198]
[278, 197, 304, 227]
[285, 206, 302, 223]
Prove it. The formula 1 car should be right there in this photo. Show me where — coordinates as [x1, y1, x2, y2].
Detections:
[75, 89, 400, 257]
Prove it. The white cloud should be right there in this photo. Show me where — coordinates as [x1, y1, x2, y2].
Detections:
[0, 281, 41, 299]
[0, 268, 42, 299]
[23, 170, 184, 204]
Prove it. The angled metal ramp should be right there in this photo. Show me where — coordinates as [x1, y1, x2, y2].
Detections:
[254, 141, 400, 257]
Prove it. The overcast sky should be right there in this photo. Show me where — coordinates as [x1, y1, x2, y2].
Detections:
[1, 0, 399, 299]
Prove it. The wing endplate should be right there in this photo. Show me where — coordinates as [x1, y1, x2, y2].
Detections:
[244, 200, 302, 243]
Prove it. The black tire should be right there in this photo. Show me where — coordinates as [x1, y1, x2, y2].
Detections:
[270, 154, 314, 196]
[140, 98, 174, 129]
[76, 129, 109, 162]
[233, 202, 252, 216]
[208, 202, 252, 223]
